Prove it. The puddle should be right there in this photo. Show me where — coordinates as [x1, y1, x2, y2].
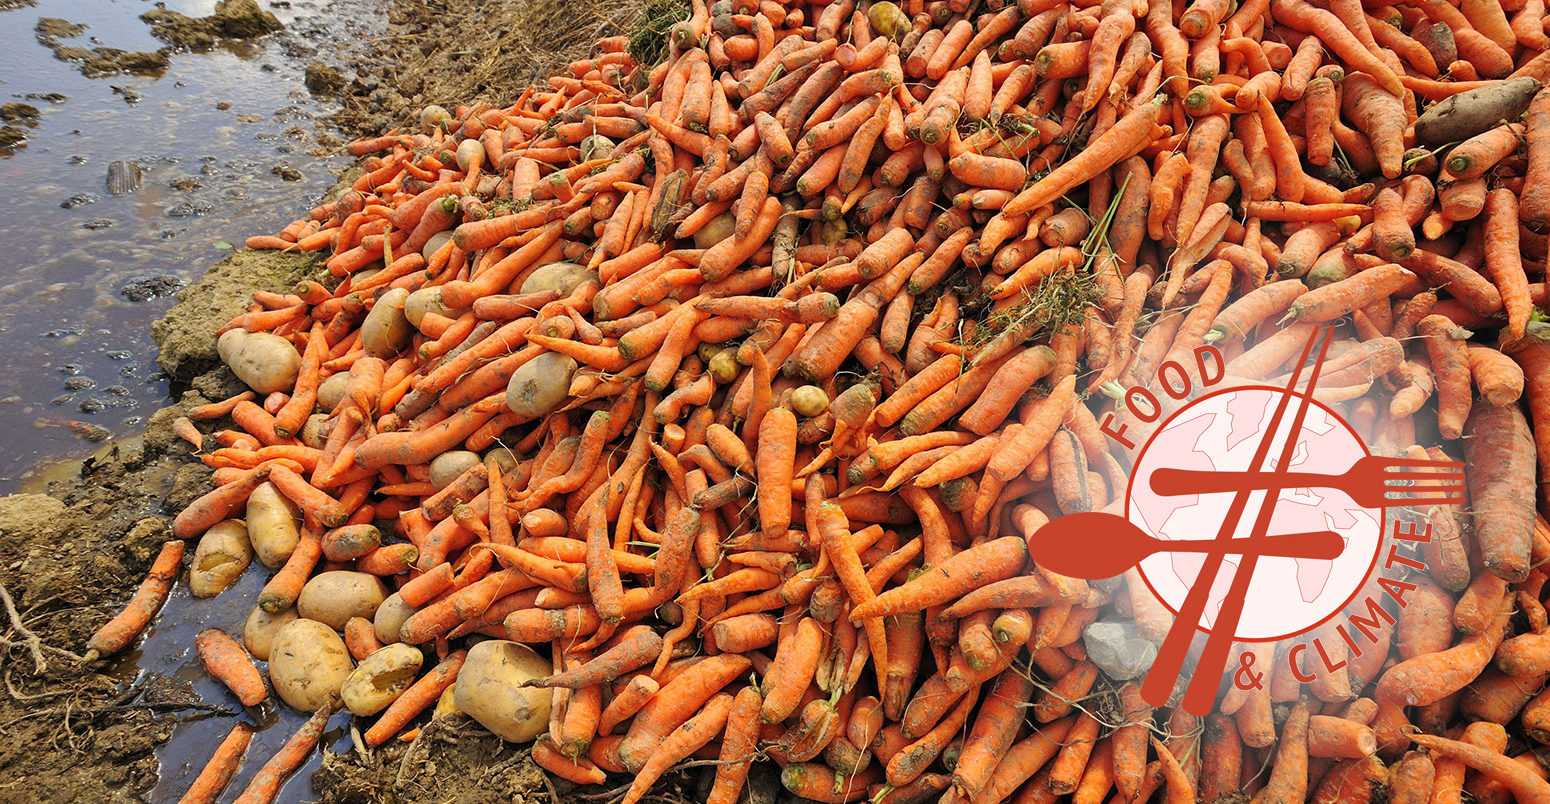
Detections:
[0, 0, 368, 493]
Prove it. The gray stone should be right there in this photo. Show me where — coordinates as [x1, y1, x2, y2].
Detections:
[1084, 619, 1158, 681]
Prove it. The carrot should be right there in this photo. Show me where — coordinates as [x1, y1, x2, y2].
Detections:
[527, 625, 662, 688]
[761, 617, 824, 722]
[850, 536, 1027, 620]
[363, 650, 465, 746]
[1002, 97, 1164, 219]
[951, 670, 1035, 798]
[1483, 189, 1533, 340]
[232, 702, 335, 804]
[178, 722, 254, 803]
[708, 686, 763, 804]
[196, 628, 266, 707]
[83, 540, 184, 661]
[618, 653, 749, 771]
[1284, 264, 1412, 323]
[1418, 314, 1474, 440]
[1464, 401, 1537, 582]
[173, 466, 271, 539]
[1411, 733, 1550, 804]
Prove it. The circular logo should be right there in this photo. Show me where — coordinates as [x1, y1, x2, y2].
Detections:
[1126, 387, 1383, 641]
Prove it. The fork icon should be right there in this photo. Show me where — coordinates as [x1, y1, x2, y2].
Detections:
[1148, 455, 1467, 509]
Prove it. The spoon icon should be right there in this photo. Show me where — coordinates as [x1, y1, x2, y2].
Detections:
[1027, 511, 1346, 580]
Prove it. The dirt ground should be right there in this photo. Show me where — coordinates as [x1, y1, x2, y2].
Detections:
[0, 0, 724, 801]
[330, 0, 643, 138]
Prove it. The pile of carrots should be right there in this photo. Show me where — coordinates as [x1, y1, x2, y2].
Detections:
[76, 0, 1550, 798]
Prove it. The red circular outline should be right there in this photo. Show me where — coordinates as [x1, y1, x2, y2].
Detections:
[1124, 385, 1383, 642]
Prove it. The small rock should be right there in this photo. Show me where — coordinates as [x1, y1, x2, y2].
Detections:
[304, 63, 344, 95]
[81, 48, 170, 78]
[1083, 619, 1158, 681]
[168, 177, 200, 191]
[119, 274, 183, 302]
[215, 101, 231, 110]
[82, 219, 114, 230]
[271, 164, 301, 181]
[63, 377, 95, 391]
[61, 193, 98, 209]
[0, 126, 25, 150]
[35, 17, 87, 47]
[107, 160, 143, 195]
[111, 85, 143, 104]
[166, 200, 213, 217]
[78, 398, 105, 413]
[0, 103, 40, 122]
[214, 0, 282, 38]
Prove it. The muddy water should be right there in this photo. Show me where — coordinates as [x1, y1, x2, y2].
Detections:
[0, 0, 363, 492]
[2, 0, 379, 799]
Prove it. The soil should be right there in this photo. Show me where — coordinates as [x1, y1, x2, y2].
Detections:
[0, 2, 730, 802]
[329, 0, 643, 137]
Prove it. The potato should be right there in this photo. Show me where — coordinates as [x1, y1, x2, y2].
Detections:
[791, 385, 830, 417]
[247, 481, 300, 568]
[269, 618, 354, 712]
[430, 450, 482, 489]
[867, 1, 909, 38]
[217, 329, 301, 395]
[316, 373, 350, 413]
[435, 682, 461, 718]
[421, 230, 454, 264]
[1415, 77, 1542, 146]
[420, 104, 452, 133]
[455, 640, 551, 742]
[579, 134, 614, 162]
[455, 138, 485, 172]
[243, 604, 297, 661]
[506, 351, 578, 417]
[189, 519, 252, 598]
[374, 592, 417, 645]
[404, 286, 458, 329]
[340, 644, 424, 716]
[693, 212, 737, 249]
[519, 261, 597, 297]
[297, 571, 389, 631]
[361, 287, 412, 358]
[708, 349, 740, 383]
[299, 413, 331, 450]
